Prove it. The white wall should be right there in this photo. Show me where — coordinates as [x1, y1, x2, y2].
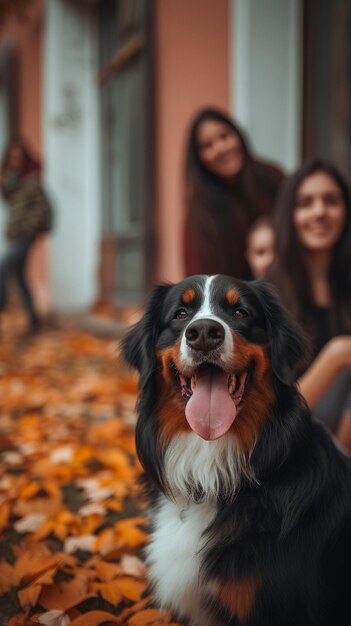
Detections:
[43, 0, 101, 311]
[0, 38, 14, 254]
[230, 0, 302, 172]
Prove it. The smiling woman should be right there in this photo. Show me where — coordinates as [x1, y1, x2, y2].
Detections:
[293, 171, 346, 253]
[183, 108, 284, 279]
[196, 119, 244, 179]
[267, 159, 351, 450]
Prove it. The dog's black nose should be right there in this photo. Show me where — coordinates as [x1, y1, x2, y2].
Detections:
[185, 319, 225, 352]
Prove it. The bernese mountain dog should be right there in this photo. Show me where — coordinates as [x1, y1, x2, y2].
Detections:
[122, 275, 351, 626]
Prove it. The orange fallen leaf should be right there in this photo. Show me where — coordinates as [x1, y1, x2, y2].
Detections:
[98, 448, 131, 472]
[19, 482, 43, 500]
[0, 500, 10, 530]
[33, 566, 58, 586]
[17, 566, 58, 610]
[106, 499, 123, 513]
[29, 519, 66, 543]
[90, 580, 123, 605]
[115, 576, 148, 602]
[117, 595, 154, 623]
[69, 610, 120, 625]
[18, 581, 42, 609]
[16, 548, 74, 586]
[14, 544, 58, 584]
[128, 608, 172, 625]
[120, 380, 138, 396]
[115, 518, 149, 548]
[31, 510, 81, 542]
[13, 492, 62, 517]
[94, 559, 119, 582]
[80, 513, 105, 535]
[39, 576, 95, 611]
[94, 528, 116, 556]
[87, 420, 125, 443]
[0, 559, 17, 594]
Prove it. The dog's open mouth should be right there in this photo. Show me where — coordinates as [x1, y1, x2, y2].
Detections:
[178, 364, 248, 441]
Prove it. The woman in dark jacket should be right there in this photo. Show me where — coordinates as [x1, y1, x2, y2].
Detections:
[0, 139, 52, 332]
[183, 107, 284, 278]
[267, 158, 351, 451]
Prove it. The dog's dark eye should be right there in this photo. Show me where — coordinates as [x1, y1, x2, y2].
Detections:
[233, 307, 248, 319]
[174, 308, 189, 320]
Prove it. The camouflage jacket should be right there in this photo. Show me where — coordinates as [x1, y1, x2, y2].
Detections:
[4, 174, 53, 241]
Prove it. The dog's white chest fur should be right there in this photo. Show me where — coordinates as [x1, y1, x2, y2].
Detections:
[145, 433, 254, 625]
[146, 495, 217, 626]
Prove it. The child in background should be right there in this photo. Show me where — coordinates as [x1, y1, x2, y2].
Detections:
[245, 217, 275, 279]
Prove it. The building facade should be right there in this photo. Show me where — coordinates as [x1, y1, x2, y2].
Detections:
[0, 0, 349, 313]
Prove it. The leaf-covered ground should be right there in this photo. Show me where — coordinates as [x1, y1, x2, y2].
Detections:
[0, 312, 182, 626]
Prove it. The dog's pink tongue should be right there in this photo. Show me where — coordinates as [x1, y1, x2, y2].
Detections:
[185, 369, 237, 440]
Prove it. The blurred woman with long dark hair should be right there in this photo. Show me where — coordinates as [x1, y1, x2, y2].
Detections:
[183, 107, 284, 278]
[268, 158, 351, 450]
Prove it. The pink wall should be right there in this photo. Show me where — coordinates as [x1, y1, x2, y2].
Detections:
[154, 0, 229, 283]
[0, 0, 44, 156]
[0, 0, 49, 314]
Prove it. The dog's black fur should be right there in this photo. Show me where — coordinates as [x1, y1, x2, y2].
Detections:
[123, 275, 351, 626]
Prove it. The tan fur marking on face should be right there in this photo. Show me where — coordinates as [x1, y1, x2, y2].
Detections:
[228, 334, 274, 455]
[154, 335, 274, 452]
[181, 287, 196, 304]
[155, 345, 190, 443]
[226, 289, 239, 305]
[157, 344, 182, 385]
[219, 579, 260, 622]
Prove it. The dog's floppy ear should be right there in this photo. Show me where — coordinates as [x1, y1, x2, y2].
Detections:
[121, 284, 171, 388]
[251, 280, 308, 385]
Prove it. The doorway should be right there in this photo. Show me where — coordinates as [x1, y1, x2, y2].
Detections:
[99, 0, 153, 307]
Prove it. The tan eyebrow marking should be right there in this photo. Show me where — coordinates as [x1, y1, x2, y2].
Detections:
[226, 289, 239, 305]
[181, 288, 196, 304]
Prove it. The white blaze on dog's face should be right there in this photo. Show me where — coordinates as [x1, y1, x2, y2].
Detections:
[177, 276, 241, 440]
[153, 275, 276, 447]
[179, 275, 234, 367]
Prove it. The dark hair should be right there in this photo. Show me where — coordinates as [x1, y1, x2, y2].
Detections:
[184, 107, 283, 277]
[1, 138, 40, 177]
[269, 158, 351, 333]
[247, 216, 274, 240]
